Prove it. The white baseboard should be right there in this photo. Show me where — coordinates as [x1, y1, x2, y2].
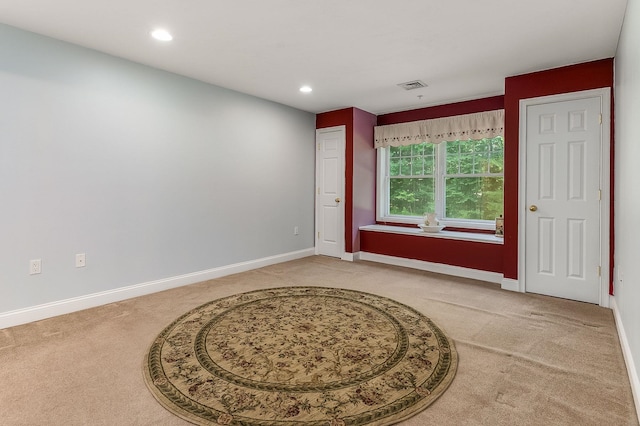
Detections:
[610, 296, 640, 424]
[359, 252, 503, 284]
[501, 278, 522, 292]
[341, 252, 354, 261]
[0, 248, 315, 330]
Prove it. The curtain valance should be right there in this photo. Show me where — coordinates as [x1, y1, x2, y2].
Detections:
[374, 109, 504, 148]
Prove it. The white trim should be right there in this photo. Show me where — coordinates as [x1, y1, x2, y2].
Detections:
[611, 296, 640, 424]
[360, 224, 504, 244]
[341, 252, 354, 261]
[0, 248, 315, 330]
[359, 252, 503, 284]
[501, 278, 522, 292]
[518, 88, 611, 307]
[315, 125, 346, 259]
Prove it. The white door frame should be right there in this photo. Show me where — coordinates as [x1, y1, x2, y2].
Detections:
[518, 88, 611, 307]
[315, 125, 346, 258]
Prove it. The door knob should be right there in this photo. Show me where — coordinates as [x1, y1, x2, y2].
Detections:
[529, 205, 538, 212]
[335, 197, 341, 203]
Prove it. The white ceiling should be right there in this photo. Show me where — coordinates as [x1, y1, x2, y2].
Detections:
[0, 0, 628, 115]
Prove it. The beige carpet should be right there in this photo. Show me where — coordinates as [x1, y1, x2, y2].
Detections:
[0, 256, 637, 425]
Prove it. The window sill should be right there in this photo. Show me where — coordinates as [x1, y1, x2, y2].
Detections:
[359, 224, 504, 244]
[376, 216, 497, 231]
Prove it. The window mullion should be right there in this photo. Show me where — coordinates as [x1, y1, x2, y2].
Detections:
[384, 148, 390, 217]
[435, 143, 445, 219]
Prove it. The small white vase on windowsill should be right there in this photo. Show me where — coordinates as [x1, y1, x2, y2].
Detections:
[424, 213, 438, 226]
[419, 213, 444, 233]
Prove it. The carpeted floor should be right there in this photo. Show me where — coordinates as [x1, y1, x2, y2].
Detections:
[0, 256, 637, 425]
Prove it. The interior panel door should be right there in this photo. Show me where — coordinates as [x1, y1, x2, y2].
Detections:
[525, 96, 602, 303]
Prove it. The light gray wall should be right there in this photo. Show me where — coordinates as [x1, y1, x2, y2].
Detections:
[614, 0, 640, 402]
[0, 24, 316, 313]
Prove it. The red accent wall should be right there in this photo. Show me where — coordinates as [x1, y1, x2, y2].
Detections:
[377, 95, 505, 125]
[360, 232, 503, 273]
[352, 109, 377, 252]
[316, 107, 376, 254]
[503, 59, 615, 293]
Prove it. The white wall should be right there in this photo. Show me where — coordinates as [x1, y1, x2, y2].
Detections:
[614, 0, 640, 412]
[0, 24, 316, 317]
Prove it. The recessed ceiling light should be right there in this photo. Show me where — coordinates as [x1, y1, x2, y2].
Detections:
[151, 29, 173, 41]
[299, 86, 312, 93]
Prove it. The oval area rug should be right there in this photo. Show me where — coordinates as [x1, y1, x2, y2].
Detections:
[144, 286, 457, 425]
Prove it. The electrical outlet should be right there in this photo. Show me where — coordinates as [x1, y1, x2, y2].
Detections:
[76, 253, 86, 268]
[30, 259, 41, 275]
[294, 226, 299, 235]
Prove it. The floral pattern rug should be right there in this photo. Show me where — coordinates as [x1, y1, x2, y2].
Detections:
[144, 286, 458, 425]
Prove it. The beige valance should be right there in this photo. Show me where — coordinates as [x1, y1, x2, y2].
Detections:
[374, 109, 504, 148]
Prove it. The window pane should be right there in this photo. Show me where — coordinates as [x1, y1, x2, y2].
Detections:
[390, 146, 401, 158]
[389, 157, 401, 176]
[445, 137, 504, 177]
[459, 154, 474, 174]
[412, 157, 425, 175]
[389, 178, 435, 216]
[412, 143, 425, 156]
[445, 177, 504, 220]
[400, 158, 412, 175]
[399, 145, 412, 156]
[446, 153, 458, 174]
[474, 139, 489, 153]
[489, 151, 504, 173]
[475, 153, 490, 174]
[423, 155, 434, 174]
[460, 141, 474, 153]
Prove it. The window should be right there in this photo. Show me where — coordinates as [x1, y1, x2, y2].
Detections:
[378, 136, 504, 229]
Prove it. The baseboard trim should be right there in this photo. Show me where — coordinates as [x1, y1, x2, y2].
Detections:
[341, 252, 354, 262]
[0, 248, 315, 330]
[501, 278, 521, 292]
[610, 296, 640, 424]
[359, 252, 503, 284]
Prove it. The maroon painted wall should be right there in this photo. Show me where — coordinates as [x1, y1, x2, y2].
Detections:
[377, 96, 505, 125]
[503, 59, 615, 292]
[360, 232, 503, 273]
[352, 108, 377, 252]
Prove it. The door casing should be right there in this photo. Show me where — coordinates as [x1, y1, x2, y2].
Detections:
[518, 88, 611, 307]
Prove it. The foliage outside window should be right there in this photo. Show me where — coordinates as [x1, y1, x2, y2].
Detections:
[380, 137, 504, 227]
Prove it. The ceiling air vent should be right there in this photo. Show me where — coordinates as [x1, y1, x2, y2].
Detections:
[397, 80, 428, 90]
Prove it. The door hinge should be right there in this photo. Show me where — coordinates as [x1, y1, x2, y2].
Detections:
[599, 113, 602, 125]
[317, 231, 320, 239]
[597, 266, 601, 277]
[317, 187, 320, 195]
[598, 189, 602, 201]
[317, 143, 321, 151]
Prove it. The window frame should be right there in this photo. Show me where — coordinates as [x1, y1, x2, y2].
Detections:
[376, 139, 503, 231]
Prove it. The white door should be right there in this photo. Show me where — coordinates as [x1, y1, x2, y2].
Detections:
[315, 126, 345, 258]
[523, 94, 606, 304]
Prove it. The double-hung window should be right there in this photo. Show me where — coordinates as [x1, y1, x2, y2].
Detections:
[375, 110, 504, 230]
